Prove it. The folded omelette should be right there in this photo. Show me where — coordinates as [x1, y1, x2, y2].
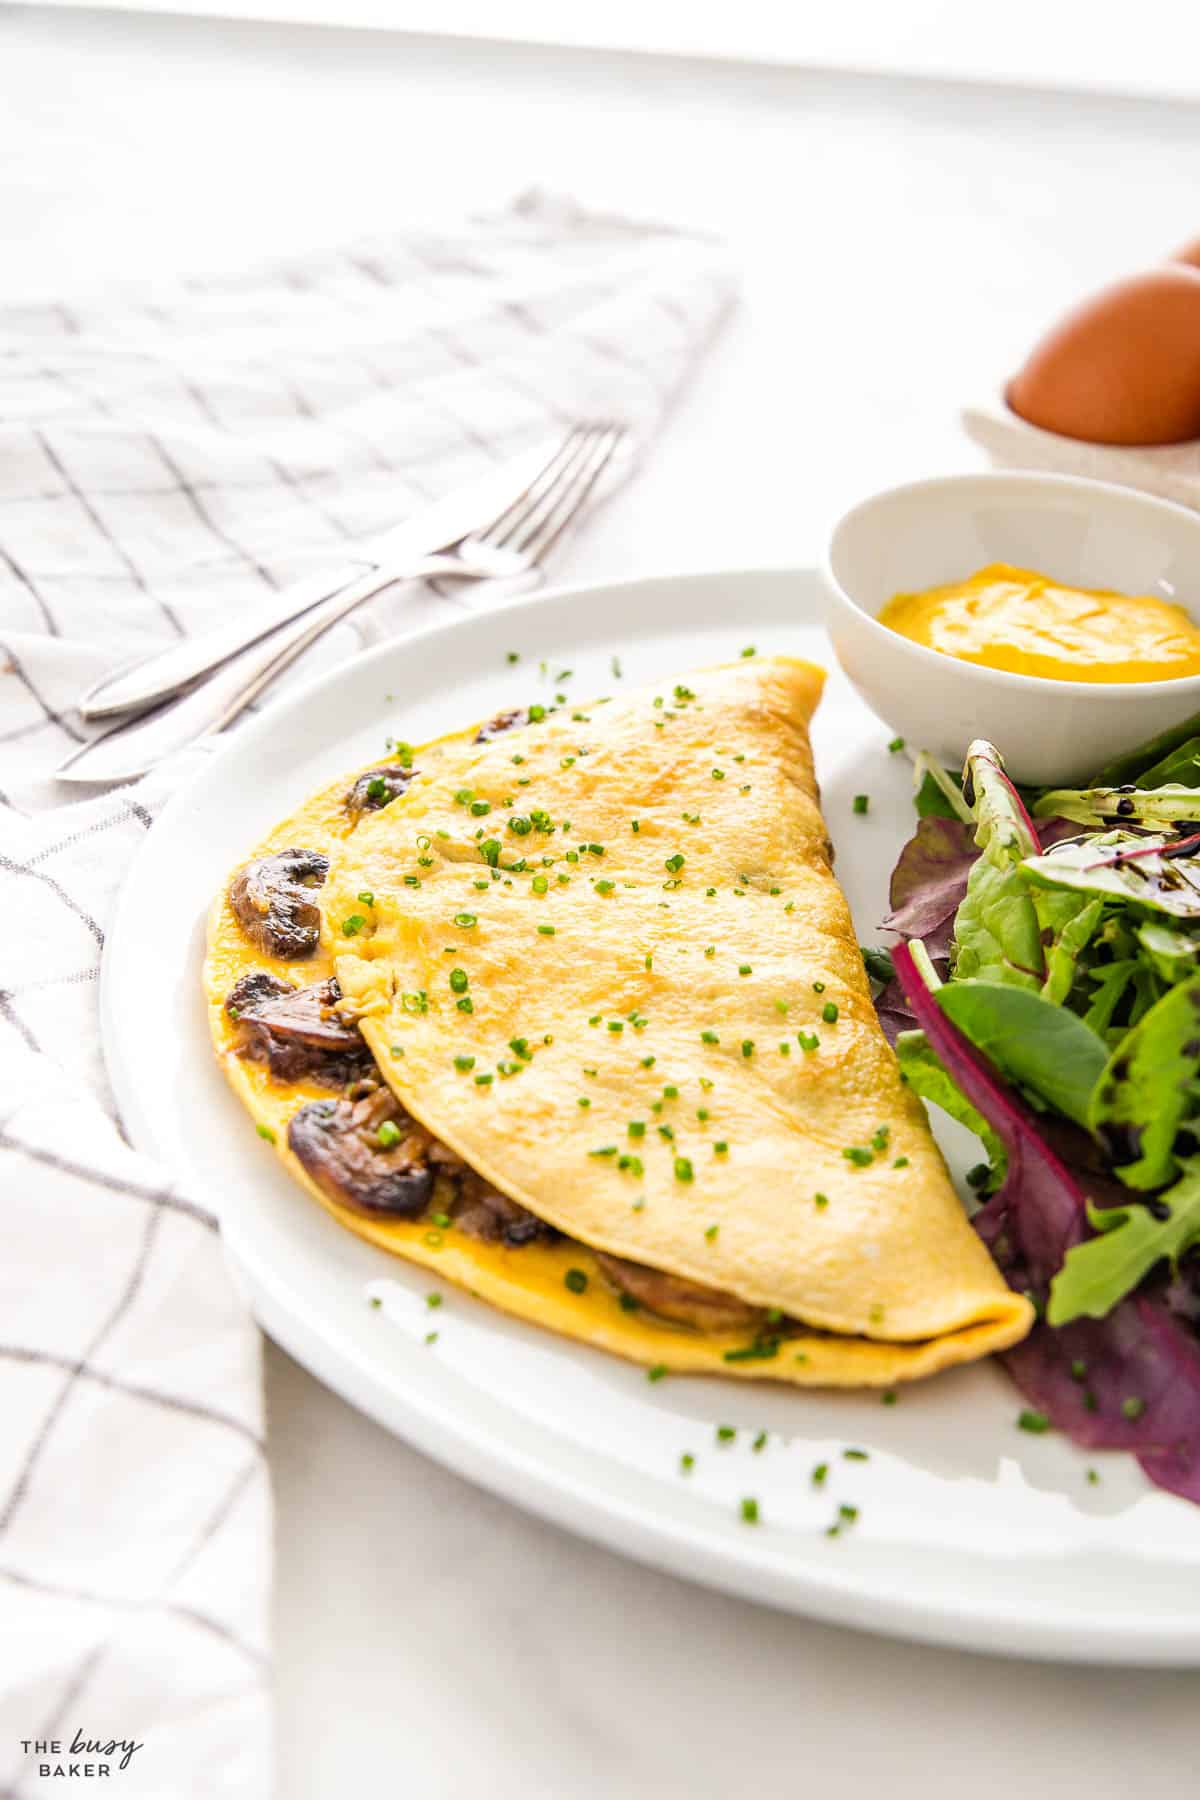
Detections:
[205, 654, 1031, 1383]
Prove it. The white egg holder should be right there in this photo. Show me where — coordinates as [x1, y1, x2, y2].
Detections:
[963, 392, 1200, 512]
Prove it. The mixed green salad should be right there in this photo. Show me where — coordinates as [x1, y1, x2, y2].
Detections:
[870, 713, 1200, 1504]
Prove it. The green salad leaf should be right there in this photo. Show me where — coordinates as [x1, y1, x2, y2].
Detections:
[1136, 739, 1200, 790]
[936, 981, 1108, 1127]
[952, 741, 1101, 998]
[1022, 832, 1200, 920]
[1088, 973, 1200, 1189]
[894, 1029, 1007, 1183]
[1092, 709, 1200, 787]
[1048, 1158, 1200, 1324]
[912, 754, 973, 822]
[1082, 957, 1141, 1037]
[1137, 921, 1200, 984]
[1034, 784, 1200, 829]
[953, 741, 1045, 988]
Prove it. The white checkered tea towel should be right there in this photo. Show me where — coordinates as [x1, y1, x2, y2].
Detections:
[0, 192, 736, 1798]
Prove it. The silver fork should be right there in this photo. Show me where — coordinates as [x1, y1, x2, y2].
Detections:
[57, 423, 625, 784]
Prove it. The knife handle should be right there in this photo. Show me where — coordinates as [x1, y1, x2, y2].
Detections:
[55, 548, 478, 784]
[77, 560, 380, 720]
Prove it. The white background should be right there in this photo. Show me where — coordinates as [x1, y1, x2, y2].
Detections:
[5, 6, 1200, 1795]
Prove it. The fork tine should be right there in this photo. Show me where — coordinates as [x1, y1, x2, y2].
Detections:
[474, 424, 596, 550]
[510, 425, 625, 566]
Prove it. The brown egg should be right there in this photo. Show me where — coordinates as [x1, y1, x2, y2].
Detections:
[1007, 265, 1200, 445]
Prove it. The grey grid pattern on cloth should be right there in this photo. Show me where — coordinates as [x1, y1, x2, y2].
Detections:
[0, 193, 735, 1797]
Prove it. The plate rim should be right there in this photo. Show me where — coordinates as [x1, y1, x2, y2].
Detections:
[100, 562, 1200, 1668]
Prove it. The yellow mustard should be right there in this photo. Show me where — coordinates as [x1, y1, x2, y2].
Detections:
[878, 563, 1200, 684]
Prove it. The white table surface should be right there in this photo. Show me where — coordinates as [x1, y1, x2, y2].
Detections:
[6, 8, 1200, 1795]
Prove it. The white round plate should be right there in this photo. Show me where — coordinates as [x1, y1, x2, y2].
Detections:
[103, 568, 1200, 1666]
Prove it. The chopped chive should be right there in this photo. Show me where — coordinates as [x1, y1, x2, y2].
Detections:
[814, 1192, 829, 1209]
[341, 913, 366, 937]
[673, 1157, 694, 1183]
[740, 1497, 759, 1525]
[1122, 1396, 1146, 1421]
[741, 1040, 754, 1059]
[882, 1389, 898, 1406]
[646, 1364, 668, 1383]
[255, 1123, 276, 1144]
[538, 924, 556, 936]
[704, 1224, 719, 1241]
[376, 1120, 402, 1149]
[888, 735, 905, 753]
[716, 1425, 736, 1444]
[822, 1001, 839, 1024]
[811, 1462, 828, 1487]
[752, 1430, 768, 1453]
[453, 1054, 475, 1072]
[454, 912, 477, 928]
[843, 1447, 869, 1462]
[564, 1268, 588, 1294]
[1018, 1409, 1051, 1434]
[449, 968, 469, 994]
[628, 1121, 646, 1138]
[679, 1451, 694, 1473]
[852, 794, 869, 815]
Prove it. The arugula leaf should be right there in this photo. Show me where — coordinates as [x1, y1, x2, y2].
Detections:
[1048, 1159, 1200, 1324]
[1034, 784, 1200, 829]
[894, 1029, 1007, 1183]
[1092, 709, 1200, 787]
[1089, 973, 1200, 1189]
[1022, 831, 1200, 920]
[936, 980, 1108, 1128]
[1083, 957, 1140, 1037]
